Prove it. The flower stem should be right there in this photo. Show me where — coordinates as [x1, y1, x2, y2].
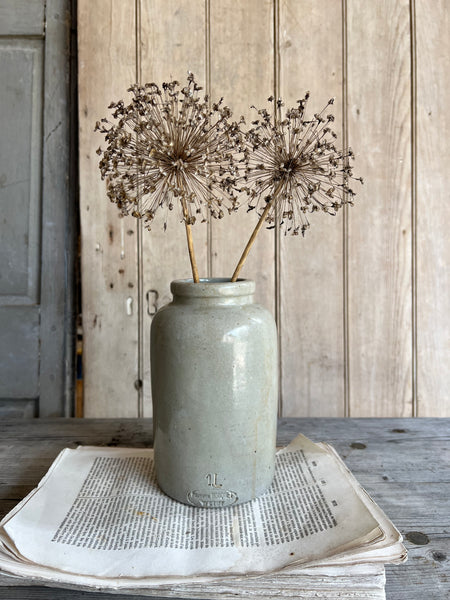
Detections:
[231, 182, 283, 282]
[181, 198, 200, 283]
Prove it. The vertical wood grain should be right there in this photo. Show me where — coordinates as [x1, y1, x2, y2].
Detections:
[416, 0, 450, 416]
[279, 0, 345, 417]
[209, 0, 275, 314]
[347, 0, 413, 416]
[77, 0, 449, 418]
[78, 0, 139, 417]
[0, 40, 43, 403]
[139, 0, 208, 416]
[40, 0, 73, 415]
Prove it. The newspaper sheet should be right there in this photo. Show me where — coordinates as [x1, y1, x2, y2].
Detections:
[0, 434, 405, 588]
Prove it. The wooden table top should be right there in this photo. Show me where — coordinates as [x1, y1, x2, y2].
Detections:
[0, 418, 448, 599]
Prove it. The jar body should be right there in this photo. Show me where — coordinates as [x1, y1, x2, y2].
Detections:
[150, 278, 278, 507]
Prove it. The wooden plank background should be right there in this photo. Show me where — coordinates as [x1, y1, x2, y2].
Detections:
[78, 1, 139, 417]
[78, 0, 449, 418]
[347, 0, 413, 417]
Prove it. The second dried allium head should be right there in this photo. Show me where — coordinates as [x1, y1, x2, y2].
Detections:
[96, 73, 244, 230]
[241, 94, 363, 236]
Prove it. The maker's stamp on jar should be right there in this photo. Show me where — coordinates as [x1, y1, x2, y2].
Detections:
[187, 489, 238, 508]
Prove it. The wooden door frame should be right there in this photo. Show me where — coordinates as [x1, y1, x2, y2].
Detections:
[38, 0, 77, 416]
[0, 0, 76, 417]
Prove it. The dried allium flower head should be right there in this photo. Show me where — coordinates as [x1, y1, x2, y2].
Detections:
[230, 93, 362, 281]
[95, 73, 242, 231]
[241, 94, 363, 237]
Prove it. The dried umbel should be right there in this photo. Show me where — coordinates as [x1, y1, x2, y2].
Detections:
[231, 94, 363, 281]
[96, 74, 242, 227]
[96, 79, 362, 284]
[96, 73, 243, 281]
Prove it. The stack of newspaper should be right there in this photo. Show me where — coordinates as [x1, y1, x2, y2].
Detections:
[0, 434, 406, 598]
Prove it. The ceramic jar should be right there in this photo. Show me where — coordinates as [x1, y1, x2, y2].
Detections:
[150, 278, 278, 507]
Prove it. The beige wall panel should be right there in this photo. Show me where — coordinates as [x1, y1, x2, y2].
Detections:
[78, 0, 449, 419]
[139, 0, 207, 416]
[78, 0, 139, 417]
[347, 0, 412, 416]
[209, 0, 275, 314]
[416, 1, 450, 416]
[279, 0, 345, 417]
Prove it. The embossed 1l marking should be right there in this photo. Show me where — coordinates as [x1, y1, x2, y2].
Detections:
[205, 472, 222, 488]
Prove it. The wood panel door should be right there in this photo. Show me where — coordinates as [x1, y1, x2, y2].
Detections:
[78, 0, 450, 418]
[0, 0, 74, 417]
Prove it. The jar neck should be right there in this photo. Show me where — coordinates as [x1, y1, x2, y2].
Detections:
[170, 278, 255, 307]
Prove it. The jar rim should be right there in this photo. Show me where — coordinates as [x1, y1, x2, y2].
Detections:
[171, 278, 255, 298]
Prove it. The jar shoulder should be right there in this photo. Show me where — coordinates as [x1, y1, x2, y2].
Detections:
[153, 300, 274, 319]
[151, 301, 276, 336]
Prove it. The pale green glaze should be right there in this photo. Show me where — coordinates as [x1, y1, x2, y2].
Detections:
[150, 278, 278, 507]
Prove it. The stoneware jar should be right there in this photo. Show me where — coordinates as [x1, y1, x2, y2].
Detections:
[150, 278, 278, 507]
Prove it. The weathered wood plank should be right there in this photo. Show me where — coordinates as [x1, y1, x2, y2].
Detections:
[0, 1, 73, 416]
[416, 0, 450, 416]
[1, 418, 448, 511]
[139, 0, 208, 417]
[0, 418, 448, 598]
[386, 532, 450, 600]
[1, 424, 447, 492]
[347, 0, 413, 417]
[39, 0, 73, 416]
[78, 0, 139, 417]
[0, 400, 36, 419]
[0, 416, 448, 445]
[209, 0, 275, 314]
[0, 0, 45, 36]
[279, 0, 345, 417]
[0, 307, 39, 398]
[0, 35, 43, 410]
[0, 39, 42, 305]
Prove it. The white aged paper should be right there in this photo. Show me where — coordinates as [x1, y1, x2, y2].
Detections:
[0, 434, 404, 588]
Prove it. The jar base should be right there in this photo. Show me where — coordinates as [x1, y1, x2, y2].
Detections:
[156, 473, 275, 508]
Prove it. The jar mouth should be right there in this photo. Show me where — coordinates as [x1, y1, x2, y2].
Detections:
[171, 278, 255, 298]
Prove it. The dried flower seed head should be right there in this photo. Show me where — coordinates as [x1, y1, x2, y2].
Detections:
[96, 73, 243, 230]
[241, 94, 363, 236]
